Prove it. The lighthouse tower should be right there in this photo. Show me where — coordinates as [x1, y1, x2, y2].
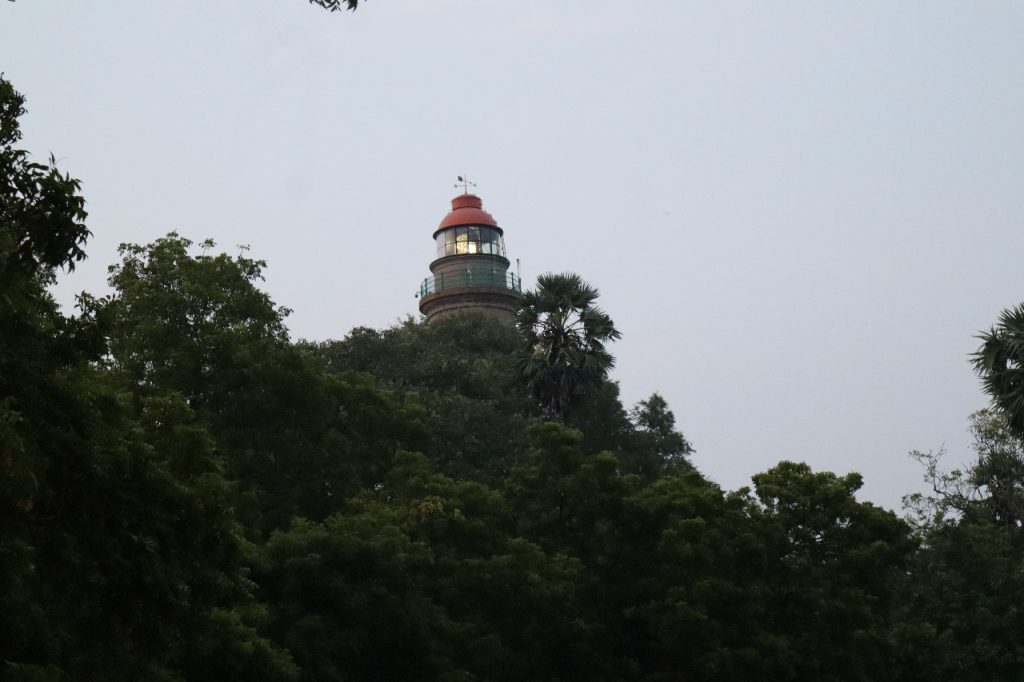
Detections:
[417, 191, 522, 322]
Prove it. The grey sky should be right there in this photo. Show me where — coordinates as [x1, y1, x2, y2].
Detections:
[3, 1, 1023, 510]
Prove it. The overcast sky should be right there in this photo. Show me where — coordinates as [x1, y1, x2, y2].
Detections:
[3, 1, 1023, 510]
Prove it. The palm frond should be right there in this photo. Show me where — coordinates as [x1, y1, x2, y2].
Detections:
[974, 305, 1024, 439]
[514, 271, 621, 416]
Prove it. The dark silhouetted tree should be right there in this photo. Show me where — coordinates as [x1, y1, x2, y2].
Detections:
[515, 273, 621, 418]
[974, 303, 1024, 440]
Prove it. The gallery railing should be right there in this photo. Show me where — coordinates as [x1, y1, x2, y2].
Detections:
[419, 271, 522, 298]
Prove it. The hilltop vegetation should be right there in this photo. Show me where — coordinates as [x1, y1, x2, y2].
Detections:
[4, 76, 1024, 681]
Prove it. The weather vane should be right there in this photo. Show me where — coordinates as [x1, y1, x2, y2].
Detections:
[455, 175, 476, 194]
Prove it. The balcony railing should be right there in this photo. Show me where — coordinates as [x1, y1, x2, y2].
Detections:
[419, 271, 522, 298]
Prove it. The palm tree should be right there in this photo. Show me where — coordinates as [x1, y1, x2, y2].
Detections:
[974, 303, 1024, 440]
[514, 272, 621, 417]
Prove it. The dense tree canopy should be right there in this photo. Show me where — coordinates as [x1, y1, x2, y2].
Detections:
[1, 76, 295, 682]
[893, 309, 1024, 681]
[4, 74, 1024, 680]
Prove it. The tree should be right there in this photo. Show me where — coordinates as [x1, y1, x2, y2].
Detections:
[310, 314, 694, 489]
[892, 519, 1024, 681]
[626, 392, 694, 477]
[896, 411, 1024, 680]
[974, 303, 1024, 440]
[890, 309, 1024, 678]
[308, 0, 361, 11]
[514, 272, 621, 418]
[905, 410, 1024, 529]
[253, 450, 591, 682]
[606, 472, 769, 681]
[1, 74, 91, 680]
[252, 514, 441, 682]
[0, 76, 92, 522]
[750, 462, 913, 681]
[0, 77, 296, 680]
[307, 313, 535, 485]
[92, 234, 290, 406]
[0, 80, 89, 280]
[86, 234, 428, 532]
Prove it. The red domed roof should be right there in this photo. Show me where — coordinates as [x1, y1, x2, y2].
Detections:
[437, 193, 499, 231]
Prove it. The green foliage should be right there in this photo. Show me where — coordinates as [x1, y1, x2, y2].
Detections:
[974, 303, 1024, 440]
[253, 514, 440, 681]
[308, 0, 361, 11]
[609, 474, 770, 681]
[0, 79, 89, 279]
[25, 382, 297, 680]
[750, 462, 913, 681]
[893, 522, 1024, 681]
[87, 234, 429, 533]
[0, 75, 91, 676]
[905, 409, 1024, 529]
[94, 233, 289, 401]
[621, 390, 694, 478]
[10, 68, 1024, 680]
[632, 392, 693, 464]
[308, 314, 534, 483]
[515, 272, 622, 417]
[0, 76, 294, 680]
[896, 409, 1024, 680]
[0, 78, 91, 518]
[252, 452, 590, 681]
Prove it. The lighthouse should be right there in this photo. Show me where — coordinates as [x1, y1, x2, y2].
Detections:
[417, 189, 522, 322]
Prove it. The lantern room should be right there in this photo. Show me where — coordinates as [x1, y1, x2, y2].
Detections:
[432, 193, 507, 258]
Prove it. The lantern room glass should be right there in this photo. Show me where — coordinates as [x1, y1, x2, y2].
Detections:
[435, 225, 506, 259]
